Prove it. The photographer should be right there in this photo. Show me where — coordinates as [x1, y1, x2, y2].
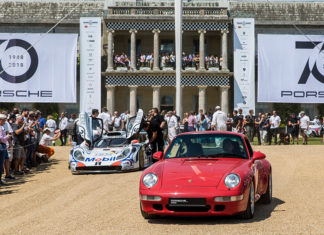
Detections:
[37, 128, 61, 161]
[12, 116, 27, 175]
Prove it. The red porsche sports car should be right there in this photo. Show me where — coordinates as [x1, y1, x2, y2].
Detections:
[139, 132, 272, 219]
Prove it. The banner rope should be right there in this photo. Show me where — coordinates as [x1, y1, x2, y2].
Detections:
[0, 0, 87, 76]
[265, 0, 321, 50]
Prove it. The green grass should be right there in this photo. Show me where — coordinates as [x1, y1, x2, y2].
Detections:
[251, 136, 323, 145]
[55, 139, 70, 146]
[55, 136, 324, 146]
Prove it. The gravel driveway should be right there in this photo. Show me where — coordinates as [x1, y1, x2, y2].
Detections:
[0, 145, 323, 234]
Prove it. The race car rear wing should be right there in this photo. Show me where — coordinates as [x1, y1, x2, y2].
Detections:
[126, 109, 144, 140]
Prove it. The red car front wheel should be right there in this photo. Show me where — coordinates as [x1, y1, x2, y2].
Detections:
[239, 182, 255, 219]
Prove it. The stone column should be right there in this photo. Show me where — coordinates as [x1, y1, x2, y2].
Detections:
[129, 30, 137, 70]
[198, 30, 206, 70]
[152, 29, 160, 70]
[106, 29, 115, 71]
[221, 30, 229, 70]
[221, 87, 229, 115]
[129, 86, 137, 116]
[106, 85, 115, 113]
[198, 86, 207, 113]
[152, 86, 161, 110]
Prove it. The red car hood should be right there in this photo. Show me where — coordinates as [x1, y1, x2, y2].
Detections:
[161, 158, 245, 187]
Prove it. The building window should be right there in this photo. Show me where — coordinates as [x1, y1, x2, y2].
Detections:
[160, 40, 174, 54]
[160, 95, 174, 111]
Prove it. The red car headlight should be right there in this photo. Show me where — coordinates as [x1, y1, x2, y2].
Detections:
[224, 173, 240, 188]
[143, 173, 158, 188]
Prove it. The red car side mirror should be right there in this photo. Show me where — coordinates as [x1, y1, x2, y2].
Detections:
[153, 151, 163, 161]
[252, 151, 266, 161]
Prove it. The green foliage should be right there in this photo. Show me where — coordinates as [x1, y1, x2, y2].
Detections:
[317, 104, 324, 118]
[273, 103, 301, 124]
[33, 103, 59, 117]
[52, 112, 59, 121]
[0, 103, 15, 111]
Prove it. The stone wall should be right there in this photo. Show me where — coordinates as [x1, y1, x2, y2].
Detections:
[0, 1, 105, 24]
[2, 1, 324, 25]
[230, 2, 324, 25]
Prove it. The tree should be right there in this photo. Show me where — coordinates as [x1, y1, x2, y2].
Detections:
[273, 103, 301, 125]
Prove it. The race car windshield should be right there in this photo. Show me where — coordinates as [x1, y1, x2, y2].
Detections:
[94, 138, 127, 148]
[164, 134, 249, 159]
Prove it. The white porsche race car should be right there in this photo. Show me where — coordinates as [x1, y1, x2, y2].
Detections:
[69, 109, 153, 174]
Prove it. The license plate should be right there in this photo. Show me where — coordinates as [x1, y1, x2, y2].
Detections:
[169, 198, 206, 206]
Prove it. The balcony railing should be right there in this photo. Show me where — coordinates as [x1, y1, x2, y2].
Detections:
[110, 1, 220, 8]
[107, 6, 227, 17]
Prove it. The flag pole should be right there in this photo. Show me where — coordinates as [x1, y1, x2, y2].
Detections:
[175, 0, 183, 118]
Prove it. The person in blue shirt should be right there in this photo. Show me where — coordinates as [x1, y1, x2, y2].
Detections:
[37, 112, 46, 130]
[198, 114, 208, 131]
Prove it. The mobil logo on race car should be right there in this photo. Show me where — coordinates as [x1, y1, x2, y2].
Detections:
[85, 157, 117, 162]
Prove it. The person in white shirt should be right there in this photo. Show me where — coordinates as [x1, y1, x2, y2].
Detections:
[313, 116, 321, 126]
[3, 117, 14, 180]
[299, 111, 310, 145]
[37, 128, 60, 160]
[45, 115, 57, 146]
[59, 112, 68, 146]
[111, 111, 122, 131]
[165, 111, 178, 143]
[98, 107, 112, 133]
[269, 110, 281, 145]
[211, 106, 227, 131]
[120, 110, 131, 130]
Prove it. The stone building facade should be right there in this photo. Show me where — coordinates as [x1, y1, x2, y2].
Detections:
[102, 3, 232, 115]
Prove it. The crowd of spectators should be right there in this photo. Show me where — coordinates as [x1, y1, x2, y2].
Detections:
[175, 108, 324, 145]
[181, 53, 223, 70]
[112, 52, 223, 70]
[0, 108, 77, 185]
[2, 105, 323, 185]
[97, 106, 324, 151]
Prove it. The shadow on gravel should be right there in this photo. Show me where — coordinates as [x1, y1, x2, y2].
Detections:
[0, 159, 59, 196]
[148, 197, 285, 224]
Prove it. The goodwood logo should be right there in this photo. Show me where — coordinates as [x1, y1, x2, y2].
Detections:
[296, 41, 324, 84]
[0, 39, 38, 83]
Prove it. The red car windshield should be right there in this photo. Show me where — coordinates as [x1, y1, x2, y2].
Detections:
[164, 133, 249, 159]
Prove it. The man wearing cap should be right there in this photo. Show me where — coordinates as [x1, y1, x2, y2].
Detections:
[0, 114, 12, 184]
[211, 106, 227, 131]
[37, 128, 61, 160]
[45, 115, 57, 146]
[299, 111, 310, 145]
